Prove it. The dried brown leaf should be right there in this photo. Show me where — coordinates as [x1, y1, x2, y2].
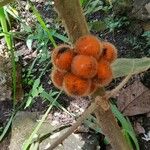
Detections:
[134, 122, 145, 134]
[145, 3, 150, 14]
[117, 80, 150, 116]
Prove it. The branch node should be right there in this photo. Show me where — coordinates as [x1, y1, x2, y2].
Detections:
[95, 96, 110, 111]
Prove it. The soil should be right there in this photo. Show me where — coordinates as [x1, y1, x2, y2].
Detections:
[0, 1, 150, 150]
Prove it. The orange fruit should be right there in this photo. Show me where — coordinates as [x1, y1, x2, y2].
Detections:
[51, 68, 66, 90]
[96, 58, 113, 86]
[63, 73, 91, 96]
[52, 45, 75, 72]
[75, 35, 103, 59]
[102, 41, 117, 63]
[71, 55, 98, 79]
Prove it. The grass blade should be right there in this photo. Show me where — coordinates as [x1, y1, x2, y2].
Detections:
[0, 7, 12, 50]
[22, 91, 62, 150]
[111, 103, 140, 150]
[28, 0, 57, 48]
[40, 91, 75, 117]
[0, 112, 15, 141]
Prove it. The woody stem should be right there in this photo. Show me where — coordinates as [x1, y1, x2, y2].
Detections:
[53, 0, 130, 150]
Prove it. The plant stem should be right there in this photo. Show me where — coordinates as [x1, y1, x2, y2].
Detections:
[94, 94, 131, 150]
[54, 0, 89, 44]
[53, 0, 130, 150]
[48, 101, 98, 150]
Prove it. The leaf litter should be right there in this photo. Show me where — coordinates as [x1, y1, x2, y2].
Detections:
[117, 80, 150, 116]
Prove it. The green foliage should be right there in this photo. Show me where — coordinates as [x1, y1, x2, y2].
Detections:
[104, 16, 129, 32]
[25, 78, 44, 108]
[0, 113, 14, 141]
[90, 20, 107, 32]
[41, 91, 75, 117]
[112, 58, 150, 78]
[84, 103, 139, 150]
[0, 7, 12, 50]
[111, 103, 140, 150]
[0, 6, 18, 141]
[83, 0, 103, 15]
[26, 24, 50, 62]
[142, 31, 150, 46]
[0, 6, 17, 107]
[29, 1, 57, 48]
[24, 60, 50, 108]
[22, 91, 62, 150]
[83, 0, 130, 33]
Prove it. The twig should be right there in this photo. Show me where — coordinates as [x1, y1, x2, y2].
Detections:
[107, 73, 132, 98]
[108, 59, 135, 98]
[48, 102, 98, 150]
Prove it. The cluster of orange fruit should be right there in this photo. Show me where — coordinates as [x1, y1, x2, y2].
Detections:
[51, 35, 117, 96]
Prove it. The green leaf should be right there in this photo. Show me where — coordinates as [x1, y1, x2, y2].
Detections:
[29, 142, 39, 150]
[122, 129, 133, 150]
[51, 30, 69, 43]
[31, 88, 39, 97]
[0, 112, 15, 141]
[0, 7, 12, 50]
[21, 23, 32, 33]
[38, 85, 44, 93]
[80, 0, 84, 5]
[32, 78, 40, 90]
[29, 1, 57, 48]
[112, 58, 150, 78]
[26, 36, 33, 50]
[111, 103, 140, 150]
[22, 92, 62, 150]
[26, 38, 33, 50]
[40, 91, 74, 117]
[84, 0, 102, 15]
[90, 21, 107, 31]
[25, 96, 33, 108]
[4, 5, 19, 20]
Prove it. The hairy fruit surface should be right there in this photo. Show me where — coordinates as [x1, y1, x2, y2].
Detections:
[102, 41, 117, 63]
[52, 45, 75, 72]
[75, 35, 102, 59]
[51, 69, 66, 89]
[97, 59, 113, 86]
[63, 73, 91, 96]
[71, 55, 98, 79]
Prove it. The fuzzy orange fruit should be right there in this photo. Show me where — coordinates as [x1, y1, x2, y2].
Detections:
[51, 68, 66, 90]
[71, 55, 98, 79]
[52, 45, 75, 72]
[63, 73, 91, 96]
[75, 35, 103, 59]
[96, 58, 113, 86]
[102, 41, 117, 63]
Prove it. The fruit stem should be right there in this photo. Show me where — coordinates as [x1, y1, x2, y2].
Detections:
[48, 101, 98, 150]
[54, 0, 89, 44]
[53, 0, 130, 150]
